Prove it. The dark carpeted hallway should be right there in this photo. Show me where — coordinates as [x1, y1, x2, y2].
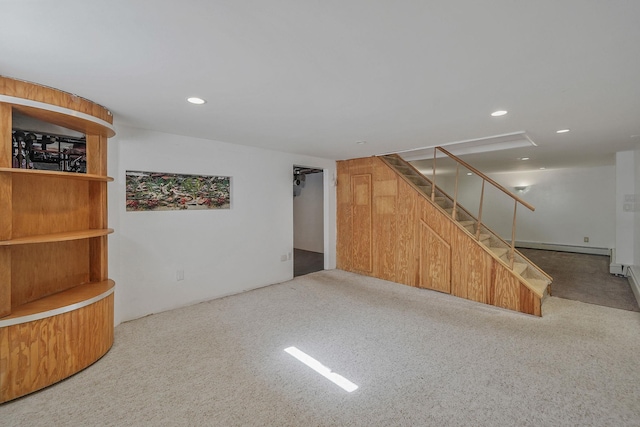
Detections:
[518, 248, 639, 312]
[293, 248, 324, 277]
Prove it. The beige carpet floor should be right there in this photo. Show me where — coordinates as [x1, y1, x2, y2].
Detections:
[2, 270, 640, 426]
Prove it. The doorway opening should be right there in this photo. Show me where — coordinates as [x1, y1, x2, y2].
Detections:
[293, 166, 324, 277]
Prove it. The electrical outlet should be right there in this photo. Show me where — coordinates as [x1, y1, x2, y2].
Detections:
[176, 269, 184, 281]
[583, 237, 589, 243]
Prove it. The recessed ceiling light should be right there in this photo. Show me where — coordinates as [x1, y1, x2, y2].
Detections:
[518, 157, 530, 161]
[187, 97, 206, 105]
[539, 167, 546, 170]
[556, 129, 570, 134]
[466, 172, 473, 176]
[356, 140, 367, 145]
[491, 110, 508, 117]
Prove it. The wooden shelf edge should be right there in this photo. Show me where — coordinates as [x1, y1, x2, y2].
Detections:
[0, 279, 115, 327]
[0, 94, 115, 136]
[0, 167, 113, 182]
[0, 228, 114, 246]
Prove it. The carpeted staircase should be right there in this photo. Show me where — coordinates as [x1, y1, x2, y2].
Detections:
[380, 154, 552, 303]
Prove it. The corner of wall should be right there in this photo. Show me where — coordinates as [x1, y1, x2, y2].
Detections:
[628, 266, 640, 307]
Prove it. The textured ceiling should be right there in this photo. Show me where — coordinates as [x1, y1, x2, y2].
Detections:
[2, 1, 639, 172]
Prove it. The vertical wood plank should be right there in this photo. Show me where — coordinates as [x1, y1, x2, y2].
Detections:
[395, 180, 418, 286]
[493, 262, 520, 311]
[0, 174, 12, 240]
[0, 103, 11, 168]
[0, 247, 10, 317]
[372, 159, 398, 281]
[0, 103, 11, 316]
[351, 174, 373, 273]
[86, 121, 108, 283]
[418, 221, 451, 293]
[451, 231, 492, 303]
[519, 284, 541, 316]
[85, 134, 107, 176]
[89, 180, 108, 282]
[336, 161, 352, 271]
[0, 325, 9, 398]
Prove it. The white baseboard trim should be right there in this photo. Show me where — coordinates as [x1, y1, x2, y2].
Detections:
[629, 266, 640, 307]
[515, 241, 610, 256]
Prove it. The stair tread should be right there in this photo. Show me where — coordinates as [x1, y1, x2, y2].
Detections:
[489, 247, 508, 257]
[526, 278, 550, 296]
[513, 262, 527, 275]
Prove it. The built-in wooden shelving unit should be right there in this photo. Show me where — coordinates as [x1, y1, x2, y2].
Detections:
[0, 228, 114, 246]
[0, 76, 115, 403]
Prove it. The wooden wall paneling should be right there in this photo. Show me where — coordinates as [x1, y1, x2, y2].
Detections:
[351, 174, 373, 273]
[0, 103, 11, 168]
[395, 179, 418, 286]
[11, 240, 90, 308]
[372, 160, 398, 281]
[12, 175, 90, 238]
[492, 262, 521, 311]
[336, 161, 352, 271]
[519, 284, 541, 316]
[419, 196, 451, 241]
[335, 155, 542, 316]
[450, 230, 492, 303]
[418, 220, 451, 293]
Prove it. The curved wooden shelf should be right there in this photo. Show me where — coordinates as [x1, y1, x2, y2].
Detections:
[0, 76, 113, 125]
[8, 102, 115, 138]
[0, 281, 115, 403]
[0, 76, 114, 403]
[0, 228, 114, 246]
[0, 167, 113, 182]
[0, 280, 114, 326]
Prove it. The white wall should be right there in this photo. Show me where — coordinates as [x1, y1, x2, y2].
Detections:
[634, 148, 640, 268]
[615, 151, 636, 266]
[108, 126, 336, 325]
[631, 147, 640, 301]
[293, 172, 324, 253]
[450, 165, 616, 249]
